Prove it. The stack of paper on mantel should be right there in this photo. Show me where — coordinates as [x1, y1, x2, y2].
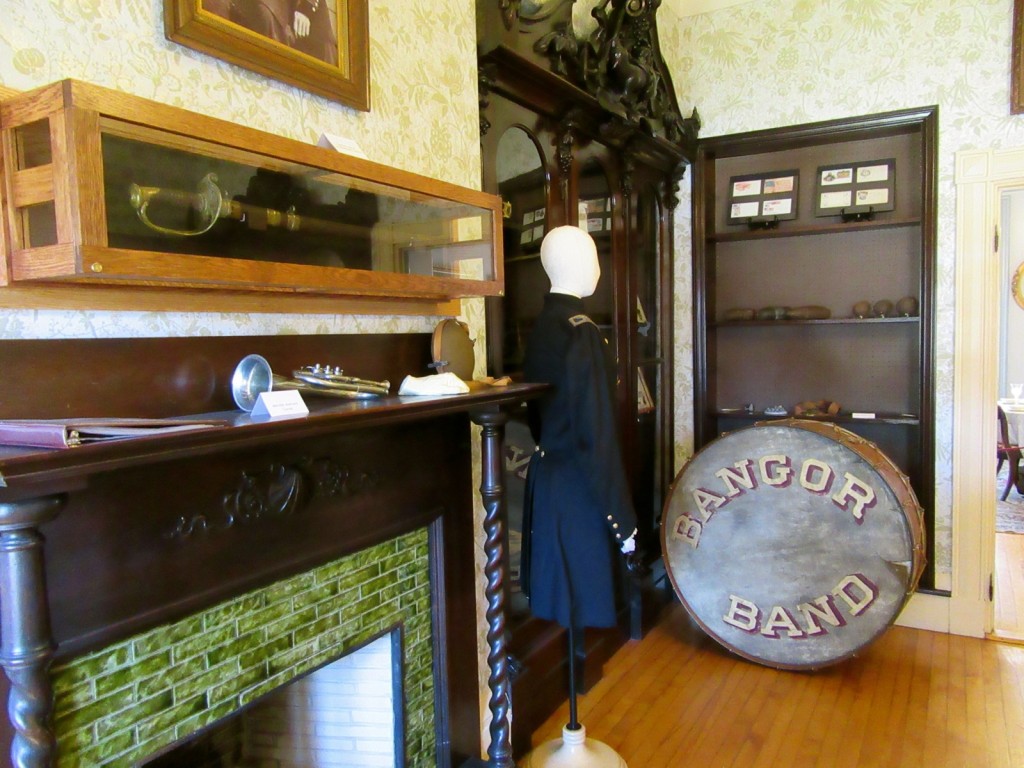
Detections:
[0, 418, 229, 449]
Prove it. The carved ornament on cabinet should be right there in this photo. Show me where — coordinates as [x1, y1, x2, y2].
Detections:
[555, 108, 585, 200]
[534, 0, 699, 146]
[621, 143, 639, 194]
[663, 161, 687, 211]
[479, 65, 496, 136]
[500, 0, 522, 29]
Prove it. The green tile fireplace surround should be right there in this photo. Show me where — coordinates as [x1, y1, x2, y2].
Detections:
[51, 529, 435, 767]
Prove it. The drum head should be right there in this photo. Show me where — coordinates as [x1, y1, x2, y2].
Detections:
[662, 419, 925, 670]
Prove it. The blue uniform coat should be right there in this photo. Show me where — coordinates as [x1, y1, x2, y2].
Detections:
[521, 292, 638, 628]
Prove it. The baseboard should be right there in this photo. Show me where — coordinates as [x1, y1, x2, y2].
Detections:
[895, 591, 988, 637]
[896, 592, 948, 633]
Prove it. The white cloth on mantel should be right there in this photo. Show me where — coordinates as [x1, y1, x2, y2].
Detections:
[398, 372, 470, 396]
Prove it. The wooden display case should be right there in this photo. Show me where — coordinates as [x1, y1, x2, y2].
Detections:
[692, 106, 939, 589]
[0, 80, 503, 304]
[477, 0, 697, 753]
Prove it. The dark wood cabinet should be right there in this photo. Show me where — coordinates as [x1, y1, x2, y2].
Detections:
[476, 1, 698, 754]
[692, 107, 939, 589]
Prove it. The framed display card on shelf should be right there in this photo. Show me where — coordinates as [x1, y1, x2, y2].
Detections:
[814, 158, 896, 217]
[520, 207, 547, 246]
[579, 197, 612, 234]
[726, 170, 799, 225]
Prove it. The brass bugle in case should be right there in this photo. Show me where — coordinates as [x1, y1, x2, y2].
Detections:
[129, 173, 239, 237]
[129, 173, 364, 239]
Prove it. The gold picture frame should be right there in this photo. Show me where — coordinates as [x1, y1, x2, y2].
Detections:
[1012, 261, 1024, 309]
[165, 0, 369, 111]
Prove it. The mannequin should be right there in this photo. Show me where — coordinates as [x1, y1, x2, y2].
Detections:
[519, 225, 638, 767]
[521, 224, 639, 627]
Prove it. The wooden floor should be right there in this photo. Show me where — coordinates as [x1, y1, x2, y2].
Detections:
[529, 602, 1024, 767]
[995, 531, 1024, 641]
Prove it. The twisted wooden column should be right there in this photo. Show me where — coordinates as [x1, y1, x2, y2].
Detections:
[0, 496, 63, 768]
[469, 408, 515, 768]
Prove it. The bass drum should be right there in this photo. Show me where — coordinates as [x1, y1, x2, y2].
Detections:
[662, 419, 925, 670]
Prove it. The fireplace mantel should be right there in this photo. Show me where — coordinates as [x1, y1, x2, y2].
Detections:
[0, 334, 541, 768]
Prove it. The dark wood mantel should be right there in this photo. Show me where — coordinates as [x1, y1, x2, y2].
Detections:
[0, 334, 542, 768]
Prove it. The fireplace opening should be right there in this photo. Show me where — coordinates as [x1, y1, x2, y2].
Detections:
[143, 630, 404, 768]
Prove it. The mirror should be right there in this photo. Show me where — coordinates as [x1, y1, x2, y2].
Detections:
[496, 126, 548, 373]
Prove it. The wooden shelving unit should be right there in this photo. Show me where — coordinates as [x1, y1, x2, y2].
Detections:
[692, 106, 939, 589]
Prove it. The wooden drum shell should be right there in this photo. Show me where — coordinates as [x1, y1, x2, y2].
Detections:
[662, 419, 925, 670]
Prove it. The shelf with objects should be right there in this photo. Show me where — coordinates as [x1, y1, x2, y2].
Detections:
[477, 0, 698, 755]
[692, 106, 938, 590]
[0, 79, 502, 310]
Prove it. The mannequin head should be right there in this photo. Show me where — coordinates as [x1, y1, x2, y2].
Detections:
[539, 225, 601, 298]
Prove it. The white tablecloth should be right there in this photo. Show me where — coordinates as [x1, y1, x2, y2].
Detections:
[999, 399, 1024, 444]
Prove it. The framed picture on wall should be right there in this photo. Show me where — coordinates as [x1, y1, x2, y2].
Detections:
[165, 0, 370, 110]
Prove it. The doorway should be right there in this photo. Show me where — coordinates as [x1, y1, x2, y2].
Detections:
[995, 188, 1024, 641]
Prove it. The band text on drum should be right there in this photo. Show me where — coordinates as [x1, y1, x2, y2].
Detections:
[722, 573, 879, 639]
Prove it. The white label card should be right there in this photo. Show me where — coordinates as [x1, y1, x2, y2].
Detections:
[856, 188, 889, 205]
[820, 190, 852, 208]
[732, 179, 761, 196]
[250, 389, 309, 419]
[856, 164, 889, 182]
[762, 198, 792, 216]
[730, 201, 760, 218]
[820, 168, 853, 186]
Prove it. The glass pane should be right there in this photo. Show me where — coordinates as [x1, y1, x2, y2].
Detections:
[23, 201, 58, 248]
[579, 159, 613, 333]
[635, 187, 660, 361]
[101, 122, 494, 282]
[497, 126, 547, 373]
[634, 186, 662, 556]
[495, 126, 546, 611]
[13, 119, 51, 169]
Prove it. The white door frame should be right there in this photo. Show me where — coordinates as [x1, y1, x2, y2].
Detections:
[943, 146, 1024, 637]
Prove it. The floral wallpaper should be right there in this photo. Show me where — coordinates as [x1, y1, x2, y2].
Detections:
[2, 0, 1015, 654]
[0, 0, 496, 746]
[0, 0, 482, 340]
[660, 0, 1024, 588]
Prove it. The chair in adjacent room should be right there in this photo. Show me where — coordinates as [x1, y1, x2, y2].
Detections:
[997, 405, 1022, 500]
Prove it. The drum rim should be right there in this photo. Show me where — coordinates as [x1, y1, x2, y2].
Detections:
[661, 418, 927, 670]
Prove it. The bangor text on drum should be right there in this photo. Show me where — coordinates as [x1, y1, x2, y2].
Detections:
[670, 454, 878, 549]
